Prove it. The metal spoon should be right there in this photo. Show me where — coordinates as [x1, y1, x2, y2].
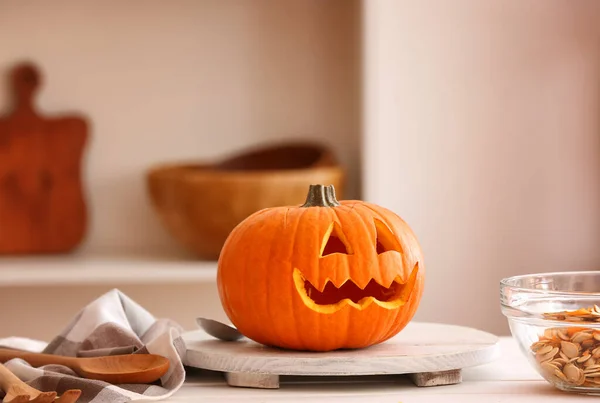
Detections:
[196, 317, 244, 341]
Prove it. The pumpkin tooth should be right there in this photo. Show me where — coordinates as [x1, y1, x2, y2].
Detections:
[382, 263, 420, 288]
[314, 276, 359, 291]
[372, 273, 398, 289]
[351, 276, 372, 291]
[330, 276, 353, 290]
[312, 275, 333, 292]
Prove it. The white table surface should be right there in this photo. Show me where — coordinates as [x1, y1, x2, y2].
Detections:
[165, 337, 595, 402]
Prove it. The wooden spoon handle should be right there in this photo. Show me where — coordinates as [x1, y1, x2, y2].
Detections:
[0, 363, 22, 392]
[0, 349, 77, 370]
[55, 389, 82, 403]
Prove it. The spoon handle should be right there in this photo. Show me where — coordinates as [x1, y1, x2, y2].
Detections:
[0, 348, 77, 370]
[0, 363, 21, 392]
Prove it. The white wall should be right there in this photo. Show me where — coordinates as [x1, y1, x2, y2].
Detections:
[0, 0, 361, 255]
[364, 0, 600, 335]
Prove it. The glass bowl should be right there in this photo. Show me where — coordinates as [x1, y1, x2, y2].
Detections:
[500, 271, 600, 395]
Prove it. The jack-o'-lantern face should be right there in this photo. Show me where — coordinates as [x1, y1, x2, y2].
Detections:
[292, 212, 419, 314]
[217, 185, 425, 352]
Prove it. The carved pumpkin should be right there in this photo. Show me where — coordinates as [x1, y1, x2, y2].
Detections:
[217, 184, 425, 351]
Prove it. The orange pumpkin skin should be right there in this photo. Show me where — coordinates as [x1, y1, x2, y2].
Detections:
[217, 185, 425, 352]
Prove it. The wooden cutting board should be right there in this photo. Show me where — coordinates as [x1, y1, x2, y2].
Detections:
[182, 322, 501, 389]
[0, 62, 88, 254]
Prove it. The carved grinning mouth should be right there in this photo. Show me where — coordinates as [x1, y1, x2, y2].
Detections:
[292, 264, 419, 314]
[307, 278, 399, 305]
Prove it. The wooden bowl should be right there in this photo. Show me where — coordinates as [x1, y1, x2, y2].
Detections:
[146, 142, 346, 260]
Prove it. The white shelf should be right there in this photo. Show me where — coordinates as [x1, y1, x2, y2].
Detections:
[0, 253, 218, 286]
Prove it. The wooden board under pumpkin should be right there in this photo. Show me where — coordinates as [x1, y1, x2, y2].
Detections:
[0, 62, 88, 254]
[182, 322, 500, 389]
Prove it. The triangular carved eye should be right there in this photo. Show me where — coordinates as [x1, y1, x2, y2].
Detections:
[321, 222, 353, 256]
[374, 219, 402, 254]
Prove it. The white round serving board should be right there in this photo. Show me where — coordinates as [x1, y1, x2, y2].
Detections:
[182, 322, 500, 377]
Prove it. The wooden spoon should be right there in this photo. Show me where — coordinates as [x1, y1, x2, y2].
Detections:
[54, 389, 82, 403]
[0, 363, 57, 403]
[196, 317, 244, 342]
[0, 350, 169, 385]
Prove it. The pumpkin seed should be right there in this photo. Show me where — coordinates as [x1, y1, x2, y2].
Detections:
[544, 328, 555, 339]
[561, 341, 581, 359]
[537, 347, 559, 363]
[531, 341, 547, 352]
[564, 363, 583, 383]
[582, 339, 596, 350]
[577, 353, 592, 364]
[558, 331, 571, 341]
[536, 344, 553, 356]
[554, 368, 568, 382]
[541, 361, 560, 373]
[573, 332, 594, 344]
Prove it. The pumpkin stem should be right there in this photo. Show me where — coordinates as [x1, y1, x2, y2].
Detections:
[301, 184, 340, 207]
